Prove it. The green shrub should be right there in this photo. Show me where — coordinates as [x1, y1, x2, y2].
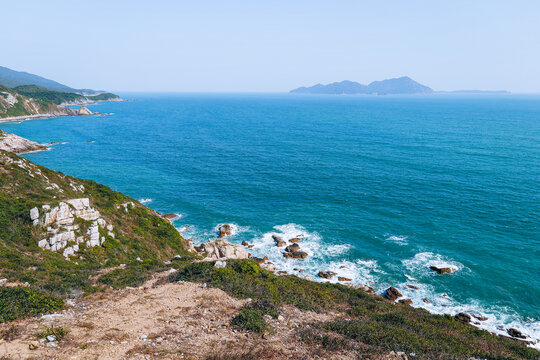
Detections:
[36, 326, 68, 341]
[0, 287, 64, 323]
[231, 308, 268, 333]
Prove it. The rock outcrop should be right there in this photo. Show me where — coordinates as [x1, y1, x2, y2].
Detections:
[0, 130, 48, 154]
[78, 106, 93, 115]
[384, 287, 402, 301]
[195, 238, 248, 261]
[30, 198, 114, 258]
[507, 328, 526, 339]
[272, 235, 286, 247]
[430, 266, 454, 275]
[454, 313, 471, 324]
[318, 270, 337, 279]
[218, 224, 232, 238]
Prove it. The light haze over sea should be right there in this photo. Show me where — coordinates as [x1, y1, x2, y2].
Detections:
[1, 93, 539, 345]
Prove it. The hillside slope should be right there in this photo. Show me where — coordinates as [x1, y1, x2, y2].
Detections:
[0, 150, 192, 295]
[0, 85, 75, 119]
[13, 85, 120, 105]
[0, 66, 101, 94]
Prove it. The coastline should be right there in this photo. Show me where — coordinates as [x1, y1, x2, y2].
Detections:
[0, 111, 107, 124]
[176, 221, 540, 349]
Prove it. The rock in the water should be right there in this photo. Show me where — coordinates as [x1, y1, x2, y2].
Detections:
[384, 287, 402, 301]
[78, 106, 93, 115]
[422, 298, 431, 303]
[507, 328, 526, 339]
[398, 299, 413, 305]
[430, 266, 453, 274]
[289, 237, 301, 243]
[318, 270, 337, 279]
[241, 240, 249, 246]
[285, 243, 300, 253]
[454, 313, 471, 324]
[218, 224, 232, 237]
[407, 284, 419, 290]
[338, 276, 352, 282]
[0, 130, 49, 154]
[283, 251, 308, 259]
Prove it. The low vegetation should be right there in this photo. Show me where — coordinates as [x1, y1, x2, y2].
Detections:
[13, 85, 120, 105]
[170, 260, 538, 359]
[0, 287, 64, 323]
[0, 150, 193, 298]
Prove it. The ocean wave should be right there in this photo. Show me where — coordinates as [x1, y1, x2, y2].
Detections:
[139, 198, 152, 204]
[174, 221, 540, 349]
[384, 234, 409, 245]
[211, 223, 250, 238]
[402, 252, 464, 276]
[394, 281, 540, 349]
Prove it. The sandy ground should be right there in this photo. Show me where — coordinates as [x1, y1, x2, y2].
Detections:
[0, 275, 346, 360]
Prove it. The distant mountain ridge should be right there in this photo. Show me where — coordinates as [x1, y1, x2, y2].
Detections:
[0, 66, 103, 95]
[291, 76, 433, 95]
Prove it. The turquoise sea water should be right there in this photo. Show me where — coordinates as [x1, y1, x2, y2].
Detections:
[2, 94, 539, 346]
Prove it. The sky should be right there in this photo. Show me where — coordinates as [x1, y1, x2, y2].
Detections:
[1, 0, 539, 92]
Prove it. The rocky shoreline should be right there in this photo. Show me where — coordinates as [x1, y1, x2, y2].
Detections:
[0, 105, 102, 123]
[176, 221, 537, 347]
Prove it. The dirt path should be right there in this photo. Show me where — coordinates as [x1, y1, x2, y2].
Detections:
[0, 276, 344, 360]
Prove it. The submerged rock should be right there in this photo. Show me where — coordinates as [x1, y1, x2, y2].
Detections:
[289, 237, 301, 243]
[429, 266, 453, 274]
[384, 287, 402, 301]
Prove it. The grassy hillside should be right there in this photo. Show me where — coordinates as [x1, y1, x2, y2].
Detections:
[13, 85, 120, 105]
[0, 150, 192, 298]
[0, 85, 65, 118]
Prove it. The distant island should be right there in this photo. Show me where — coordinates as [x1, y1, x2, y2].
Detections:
[290, 76, 433, 95]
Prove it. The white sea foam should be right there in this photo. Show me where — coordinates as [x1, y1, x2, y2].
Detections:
[241, 223, 386, 286]
[139, 198, 152, 204]
[402, 252, 464, 275]
[176, 220, 540, 349]
[384, 234, 409, 245]
[211, 223, 250, 238]
[396, 281, 540, 349]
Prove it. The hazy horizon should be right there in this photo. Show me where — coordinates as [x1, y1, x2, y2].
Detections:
[2, 0, 539, 93]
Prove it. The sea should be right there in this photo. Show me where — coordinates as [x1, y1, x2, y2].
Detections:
[1, 93, 539, 348]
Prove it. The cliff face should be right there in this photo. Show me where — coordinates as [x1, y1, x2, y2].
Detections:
[0, 85, 76, 119]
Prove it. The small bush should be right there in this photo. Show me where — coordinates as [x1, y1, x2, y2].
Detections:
[231, 308, 268, 333]
[36, 326, 68, 341]
[0, 287, 64, 323]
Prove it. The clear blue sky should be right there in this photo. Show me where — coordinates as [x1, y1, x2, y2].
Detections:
[2, 0, 539, 92]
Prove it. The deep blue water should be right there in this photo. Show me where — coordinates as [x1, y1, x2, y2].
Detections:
[2, 93, 539, 344]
